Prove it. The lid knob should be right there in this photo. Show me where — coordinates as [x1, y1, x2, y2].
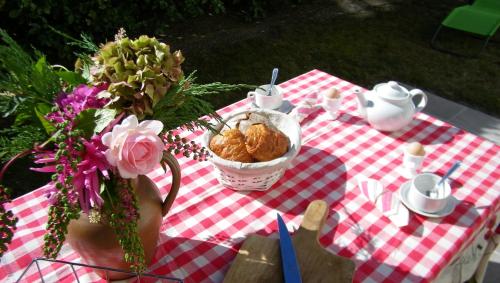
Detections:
[388, 81, 400, 90]
[375, 81, 408, 99]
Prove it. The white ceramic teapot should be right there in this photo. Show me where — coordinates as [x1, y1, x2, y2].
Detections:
[355, 81, 428, 132]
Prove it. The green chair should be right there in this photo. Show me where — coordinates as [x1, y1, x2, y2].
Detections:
[431, 0, 500, 56]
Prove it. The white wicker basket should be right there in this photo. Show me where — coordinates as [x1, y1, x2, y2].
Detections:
[202, 109, 302, 191]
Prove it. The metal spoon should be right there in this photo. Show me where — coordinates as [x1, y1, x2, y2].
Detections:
[267, 68, 279, 96]
[430, 161, 461, 197]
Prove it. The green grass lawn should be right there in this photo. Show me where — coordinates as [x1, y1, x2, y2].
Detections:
[164, 0, 499, 116]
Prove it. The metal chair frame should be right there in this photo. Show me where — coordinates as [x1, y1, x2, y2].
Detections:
[431, 25, 494, 58]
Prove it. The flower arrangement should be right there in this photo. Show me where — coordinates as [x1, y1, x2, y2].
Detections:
[0, 29, 250, 271]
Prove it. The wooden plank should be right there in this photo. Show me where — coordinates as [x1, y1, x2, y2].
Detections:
[224, 200, 355, 283]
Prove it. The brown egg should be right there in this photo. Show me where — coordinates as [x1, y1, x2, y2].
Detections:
[323, 87, 340, 99]
[407, 142, 425, 156]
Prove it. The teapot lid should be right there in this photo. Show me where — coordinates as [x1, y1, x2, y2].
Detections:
[375, 81, 409, 100]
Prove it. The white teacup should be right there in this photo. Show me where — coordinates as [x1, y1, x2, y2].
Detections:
[408, 173, 451, 213]
[247, 84, 283, 110]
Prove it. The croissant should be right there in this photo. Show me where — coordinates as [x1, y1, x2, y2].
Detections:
[209, 128, 254, 163]
[245, 124, 289, 162]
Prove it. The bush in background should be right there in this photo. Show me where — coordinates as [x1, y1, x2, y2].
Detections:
[0, 0, 301, 66]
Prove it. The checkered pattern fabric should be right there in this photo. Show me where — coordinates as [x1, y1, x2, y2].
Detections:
[1, 70, 499, 283]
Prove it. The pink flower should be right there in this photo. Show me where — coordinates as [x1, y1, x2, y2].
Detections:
[47, 84, 109, 123]
[102, 115, 164, 179]
[32, 136, 111, 213]
[72, 135, 111, 212]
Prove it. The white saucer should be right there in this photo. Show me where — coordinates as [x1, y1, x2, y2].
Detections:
[398, 181, 456, 218]
[250, 100, 295, 113]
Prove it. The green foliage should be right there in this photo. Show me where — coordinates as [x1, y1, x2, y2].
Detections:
[50, 28, 99, 55]
[0, 0, 227, 66]
[0, 29, 60, 108]
[184, 0, 226, 17]
[0, 93, 20, 118]
[229, 0, 302, 19]
[55, 70, 86, 86]
[73, 108, 118, 138]
[34, 103, 56, 134]
[0, 1, 302, 66]
[0, 29, 58, 161]
[152, 72, 254, 132]
[0, 29, 95, 162]
[0, 125, 46, 162]
[49, 28, 99, 70]
[74, 109, 98, 139]
[94, 109, 117, 133]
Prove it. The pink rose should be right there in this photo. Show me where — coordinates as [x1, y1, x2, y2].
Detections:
[102, 115, 164, 179]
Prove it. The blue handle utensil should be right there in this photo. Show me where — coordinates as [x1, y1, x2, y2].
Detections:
[268, 68, 279, 96]
[277, 213, 302, 283]
[437, 161, 461, 188]
[430, 161, 461, 197]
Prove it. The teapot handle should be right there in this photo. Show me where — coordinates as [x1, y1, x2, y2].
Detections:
[410, 89, 427, 113]
[161, 151, 181, 216]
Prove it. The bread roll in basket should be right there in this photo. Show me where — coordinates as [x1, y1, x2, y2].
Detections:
[202, 109, 302, 191]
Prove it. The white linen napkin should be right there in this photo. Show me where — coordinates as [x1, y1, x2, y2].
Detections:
[289, 89, 322, 124]
[357, 177, 409, 227]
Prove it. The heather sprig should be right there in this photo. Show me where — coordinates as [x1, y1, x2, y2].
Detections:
[43, 197, 79, 258]
[105, 178, 145, 272]
[164, 130, 210, 161]
[41, 119, 85, 258]
[0, 185, 17, 257]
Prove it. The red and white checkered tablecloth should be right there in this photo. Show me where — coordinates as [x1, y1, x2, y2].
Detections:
[1, 70, 499, 283]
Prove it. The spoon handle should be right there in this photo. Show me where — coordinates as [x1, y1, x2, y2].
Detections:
[268, 68, 279, 96]
[437, 161, 461, 187]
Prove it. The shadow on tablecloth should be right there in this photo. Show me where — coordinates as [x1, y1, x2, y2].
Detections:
[388, 117, 461, 146]
[242, 145, 348, 220]
[149, 233, 244, 283]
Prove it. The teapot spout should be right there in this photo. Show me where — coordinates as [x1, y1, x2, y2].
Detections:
[354, 88, 367, 118]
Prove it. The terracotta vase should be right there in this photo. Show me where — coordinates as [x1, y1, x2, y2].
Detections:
[66, 152, 181, 280]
